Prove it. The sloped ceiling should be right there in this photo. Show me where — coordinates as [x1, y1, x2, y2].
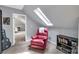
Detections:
[3, 5, 79, 29]
[23, 5, 79, 29]
[4, 5, 24, 10]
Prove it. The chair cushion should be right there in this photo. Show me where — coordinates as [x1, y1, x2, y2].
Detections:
[31, 43, 44, 46]
[38, 35, 47, 39]
[37, 32, 47, 36]
[32, 35, 47, 39]
[31, 39, 44, 45]
[31, 45, 44, 49]
[32, 35, 38, 39]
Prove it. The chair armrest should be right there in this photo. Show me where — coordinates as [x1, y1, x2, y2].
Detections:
[31, 35, 37, 39]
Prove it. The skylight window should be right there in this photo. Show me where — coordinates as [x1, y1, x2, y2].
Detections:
[34, 8, 53, 26]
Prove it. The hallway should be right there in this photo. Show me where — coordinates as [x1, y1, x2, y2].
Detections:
[15, 31, 25, 44]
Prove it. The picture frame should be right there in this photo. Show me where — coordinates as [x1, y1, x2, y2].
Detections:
[3, 17, 10, 25]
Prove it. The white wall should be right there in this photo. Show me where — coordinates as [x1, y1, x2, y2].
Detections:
[48, 28, 78, 45]
[0, 6, 25, 45]
[78, 24, 79, 42]
[78, 22, 79, 53]
[15, 18, 25, 31]
[27, 16, 39, 40]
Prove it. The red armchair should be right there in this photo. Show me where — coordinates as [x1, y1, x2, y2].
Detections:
[30, 27, 48, 50]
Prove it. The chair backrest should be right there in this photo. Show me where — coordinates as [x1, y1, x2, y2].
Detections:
[37, 27, 48, 36]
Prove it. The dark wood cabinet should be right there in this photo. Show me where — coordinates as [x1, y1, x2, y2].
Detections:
[57, 35, 78, 54]
[0, 10, 2, 53]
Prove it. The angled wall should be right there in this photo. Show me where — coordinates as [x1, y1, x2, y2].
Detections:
[23, 5, 78, 44]
[23, 7, 39, 40]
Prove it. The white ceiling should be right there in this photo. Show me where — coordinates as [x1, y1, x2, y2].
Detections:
[4, 5, 24, 10]
[23, 5, 79, 29]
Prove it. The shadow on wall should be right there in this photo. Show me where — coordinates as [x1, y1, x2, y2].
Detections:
[75, 17, 79, 30]
[77, 17, 79, 40]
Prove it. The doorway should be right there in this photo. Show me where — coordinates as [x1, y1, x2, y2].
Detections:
[13, 13, 27, 45]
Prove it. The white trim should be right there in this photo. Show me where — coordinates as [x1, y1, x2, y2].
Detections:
[25, 15, 27, 42]
[12, 13, 27, 46]
[48, 39, 56, 45]
[26, 39, 31, 42]
[12, 14, 15, 46]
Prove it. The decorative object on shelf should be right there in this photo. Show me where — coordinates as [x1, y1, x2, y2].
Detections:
[57, 34, 78, 54]
[3, 17, 10, 25]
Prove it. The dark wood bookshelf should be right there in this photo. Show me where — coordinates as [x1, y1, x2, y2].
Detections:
[56, 35, 78, 54]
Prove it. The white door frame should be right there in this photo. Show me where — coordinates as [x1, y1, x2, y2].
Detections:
[12, 13, 27, 46]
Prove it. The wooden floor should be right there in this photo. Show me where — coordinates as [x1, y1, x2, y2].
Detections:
[2, 32, 63, 54]
[2, 41, 63, 54]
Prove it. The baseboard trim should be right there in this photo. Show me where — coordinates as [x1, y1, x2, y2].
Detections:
[26, 39, 31, 42]
[48, 40, 56, 45]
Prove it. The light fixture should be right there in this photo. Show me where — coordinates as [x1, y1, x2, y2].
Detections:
[34, 8, 53, 26]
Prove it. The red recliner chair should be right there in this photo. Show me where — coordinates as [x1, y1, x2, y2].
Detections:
[30, 27, 48, 50]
